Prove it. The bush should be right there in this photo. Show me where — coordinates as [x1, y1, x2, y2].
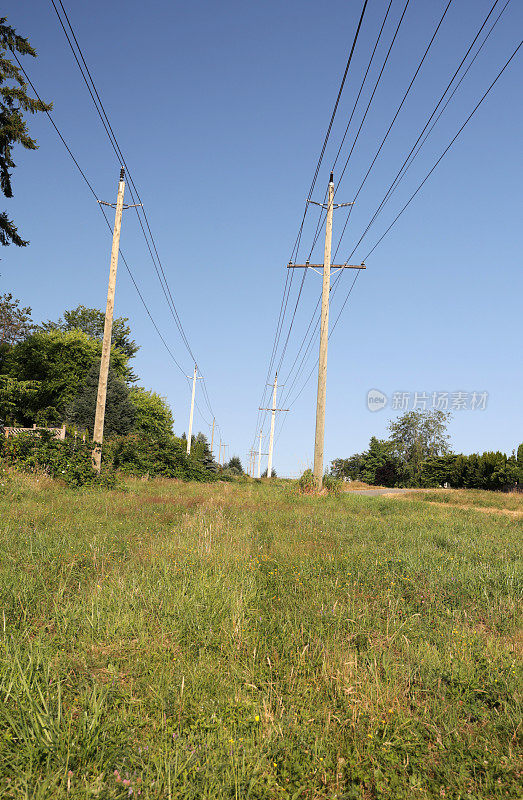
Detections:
[297, 469, 341, 495]
[0, 431, 116, 488]
[322, 473, 341, 495]
[105, 434, 217, 482]
[297, 468, 316, 494]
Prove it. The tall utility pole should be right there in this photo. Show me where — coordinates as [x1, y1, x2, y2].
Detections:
[287, 172, 365, 490]
[314, 175, 334, 491]
[210, 418, 215, 459]
[259, 372, 288, 478]
[186, 364, 203, 455]
[92, 168, 140, 472]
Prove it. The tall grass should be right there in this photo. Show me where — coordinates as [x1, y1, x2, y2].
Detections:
[0, 474, 521, 798]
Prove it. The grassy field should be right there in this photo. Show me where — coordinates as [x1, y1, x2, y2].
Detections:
[0, 475, 521, 799]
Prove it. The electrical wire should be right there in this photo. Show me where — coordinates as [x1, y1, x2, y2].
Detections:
[345, 0, 509, 261]
[276, 0, 412, 394]
[278, 36, 522, 426]
[13, 52, 218, 437]
[49, 0, 223, 438]
[250, 0, 370, 451]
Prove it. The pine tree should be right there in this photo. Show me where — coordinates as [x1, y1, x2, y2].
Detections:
[0, 18, 51, 247]
[227, 456, 244, 475]
[66, 365, 136, 437]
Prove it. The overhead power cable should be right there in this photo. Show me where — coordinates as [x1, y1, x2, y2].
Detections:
[49, 0, 221, 433]
[332, 0, 454, 261]
[276, 0, 413, 394]
[250, 0, 370, 451]
[14, 55, 215, 434]
[50, 1, 210, 370]
[359, 36, 522, 262]
[269, 0, 370, 381]
[278, 35, 522, 423]
[345, 0, 509, 261]
[285, 0, 510, 399]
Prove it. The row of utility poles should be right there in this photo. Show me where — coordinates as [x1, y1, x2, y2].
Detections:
[93, 170, 364, 487]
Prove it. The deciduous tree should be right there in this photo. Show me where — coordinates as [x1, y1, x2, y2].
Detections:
[0, 292, 33, 345]
[6, 329, 127, 424]
[388, 409, 451, 480]
[128, 387, 174, 438]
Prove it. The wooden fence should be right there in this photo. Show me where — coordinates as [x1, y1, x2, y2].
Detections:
[4, 423, 66, 440]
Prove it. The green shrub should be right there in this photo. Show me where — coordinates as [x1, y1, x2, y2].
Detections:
[0, 431, 116, 488]
[105, 434, 217, 482]
[298, 469, 341, 495]
[322, 473, 341, 495]
[297, 469, 315, 494]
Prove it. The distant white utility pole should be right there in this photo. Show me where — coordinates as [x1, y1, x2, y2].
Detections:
[259, 372, 288, 478]
[257, 430, 263, 479]
[287, 172, 365, 490]
[92, 168, 141, 472]
[186, 364, 203, 455]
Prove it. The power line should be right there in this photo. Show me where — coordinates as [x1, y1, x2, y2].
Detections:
[360, 37, 522, 262]
[271, 0, 370, 377]
[332, 0, 454, 261]
[12, 52, 188, 375]
[50, 0, 224, 439]
[276, 0, 412, 393]
[50, 1, 200, 365]
[346, 0, 509, 261]
[14, 50, 221, 441]
[250, 0, 370, 451]
[308, 0, 410, 262]
[278, 0, 477, 405]
[278, 36, 522, 422]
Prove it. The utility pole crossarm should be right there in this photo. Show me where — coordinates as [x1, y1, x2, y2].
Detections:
[98, 201, 143, 209]
[308, 200, 354, 209]
[287, 268, 367, 270]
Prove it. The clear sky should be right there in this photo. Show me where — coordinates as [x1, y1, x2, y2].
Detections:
[3, 0, 522, 476]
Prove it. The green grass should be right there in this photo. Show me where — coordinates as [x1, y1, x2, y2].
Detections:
[411, 488, 523, 512]
[0, 474, 521, 799]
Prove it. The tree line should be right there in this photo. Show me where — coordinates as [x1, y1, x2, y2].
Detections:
[0, 293, 256, 484]
[331, 410, 522, 491]
[0, 294, 227, 483]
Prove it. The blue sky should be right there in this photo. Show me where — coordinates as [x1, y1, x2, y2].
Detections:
[3, 0, 522, 475]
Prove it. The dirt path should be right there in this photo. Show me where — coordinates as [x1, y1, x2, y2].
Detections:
[347, 488, 418, 497]
[349, 489, 522, 517]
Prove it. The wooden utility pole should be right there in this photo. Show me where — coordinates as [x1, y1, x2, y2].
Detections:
[186, 364, 203, 455]
[287, 172, 365, 490]
[210, 417, 215, 459]
[313, 175, 334, 490]
[92, 168, 125, 472]
[259, 372, 288, 478]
